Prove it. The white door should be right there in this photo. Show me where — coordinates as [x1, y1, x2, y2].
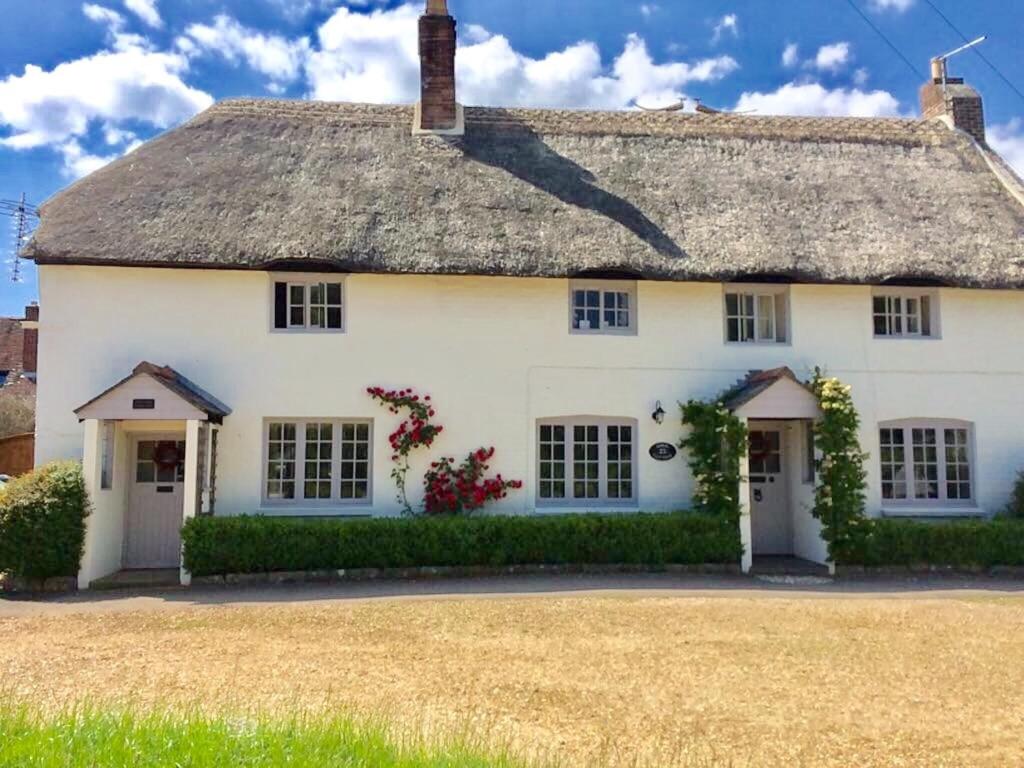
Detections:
[748, 426, 792, 555]
[124, 436, 185, 569]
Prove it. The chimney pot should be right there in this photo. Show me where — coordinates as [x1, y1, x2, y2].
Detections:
[425, 0, 448, 15]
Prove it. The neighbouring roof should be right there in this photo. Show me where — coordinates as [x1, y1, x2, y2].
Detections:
[0, 318, 24, 374]
[26, 99, 1024, 289]
[74, 361, 231, 423]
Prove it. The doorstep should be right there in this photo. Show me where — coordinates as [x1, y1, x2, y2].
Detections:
[90, 569, 182, 590]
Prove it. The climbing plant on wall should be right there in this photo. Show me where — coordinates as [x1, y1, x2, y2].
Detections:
[679, 399, 748, 522]
[810, 369, 870, 562]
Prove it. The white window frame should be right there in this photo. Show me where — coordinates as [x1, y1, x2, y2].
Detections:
[261, 418, 373, 510]
[877, 419, 976, 511]
[568, 280, 638, 336]
[871, 288, 940, 339]
[723, 284, 790, 344]
[536, 417, 639, 508]
[269, 274, 346, 333]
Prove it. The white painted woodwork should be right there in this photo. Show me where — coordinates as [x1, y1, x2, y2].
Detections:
[76, 373, 208, 422]
[734, 377, 821, 421]
[748, 423, 792, 555]
[124, 434, 184, 569]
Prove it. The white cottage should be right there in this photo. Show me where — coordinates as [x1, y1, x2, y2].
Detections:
[25, 1, 1024, 587]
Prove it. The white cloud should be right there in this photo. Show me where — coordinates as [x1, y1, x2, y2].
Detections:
[781, 43, 799, 68]
[735, 82, 903, 118]
[640, 4, 659, 19]
[82, 3, 124, 29]
[853, 67, 870, 86]
[58, 139, 117, 178]
[989, 119, 1024, 178]
[307, 4, 738, 109]
[184, 15, 311, 87]
[711, 13, 738, 44]
[868, 0, 914, 11]
[814, 42, 851, 72]
[123, 0, 162, 28]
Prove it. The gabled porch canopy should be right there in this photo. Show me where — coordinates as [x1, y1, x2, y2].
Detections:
[75, 361, 230, 423]
[723, 367, 820, 421]
[75, 362, 230, 589]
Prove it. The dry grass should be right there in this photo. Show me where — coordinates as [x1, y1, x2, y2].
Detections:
[2, 591, 1024, 767]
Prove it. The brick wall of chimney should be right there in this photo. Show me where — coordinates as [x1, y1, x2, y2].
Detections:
[920, 78, 986, 144]
[22, 304, 38, 375]
[418, 11, 457, 131]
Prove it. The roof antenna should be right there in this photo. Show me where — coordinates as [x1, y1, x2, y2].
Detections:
[1, 194, 40, 283]
[635, 98, 685, 112]
[931, 35, 986, 93]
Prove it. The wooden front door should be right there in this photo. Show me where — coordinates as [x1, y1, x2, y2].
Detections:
[124, 436, 185, 569]
[748, 426, 793, 555]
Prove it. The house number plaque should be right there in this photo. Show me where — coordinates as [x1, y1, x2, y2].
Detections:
[649, 442, 678, 461]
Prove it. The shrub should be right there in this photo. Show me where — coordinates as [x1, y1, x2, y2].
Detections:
[843, 518, 1024, 568]
[182, 511, 741, 577]
[0, 461, 90, 581]
[1004, 471, 1024, 519]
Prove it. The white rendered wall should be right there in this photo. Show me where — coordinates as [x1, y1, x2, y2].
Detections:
[36, 267, 1024, 522]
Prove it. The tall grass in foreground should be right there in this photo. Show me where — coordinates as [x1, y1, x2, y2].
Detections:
[0, 707, 529, 768]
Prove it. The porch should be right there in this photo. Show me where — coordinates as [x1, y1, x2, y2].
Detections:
[75, 362, 230, 589]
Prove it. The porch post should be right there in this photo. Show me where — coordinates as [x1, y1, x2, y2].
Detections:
[77, 418, 104, 589]
[738, 417, 753, 574]
[180, 418, 202, 586]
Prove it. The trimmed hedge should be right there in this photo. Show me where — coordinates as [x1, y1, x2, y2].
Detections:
[182, 512, 741, 577]
[845, 518, 1024, 568]
[0, 461, 90, 581]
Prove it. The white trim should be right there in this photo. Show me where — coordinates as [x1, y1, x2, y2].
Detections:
[722, 284, 790, 345]
[261, 418, 374, 510]
[269, 273, 347, 334]
[568, 279, 638, 336]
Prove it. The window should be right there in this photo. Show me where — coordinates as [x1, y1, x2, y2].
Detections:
[878, 421, 974, 506]
[100, 421, 115, 490]
[537, 418, 637, 505]
[569, 280, 636, 334]
[724, 286, 788, 343]
[872, 289, 938, 338]
[135, 440, 185, 484]
[272, 276, 344, 331]
[264, 419, 371, 505]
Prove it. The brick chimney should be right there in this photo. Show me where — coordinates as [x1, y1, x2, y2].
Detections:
[415, 0, 463, 135]
[920, 58, 985, 144]
[21, 303, 38, 378]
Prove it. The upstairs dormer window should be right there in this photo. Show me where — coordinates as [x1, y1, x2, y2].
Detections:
[872, 289, 938, 338]
[724, 285, 789, 344]
[569, 280, 637, 335]
[272, 276, 345, 332]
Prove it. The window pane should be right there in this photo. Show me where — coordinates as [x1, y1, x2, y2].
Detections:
[538, 421, 568, 500]
[339, 421, 371, 502]
[756, 294, 775, 341]
[911, 428, 939, 499]
[606, 423, 635, 500]
[573, 425, 600, 499]
[267, 422, 298, 499]
[303, 423, 333, 499]
[920, 295, 932, 336]
[944, 428, 972, 500]
[879, 428, 907, 500]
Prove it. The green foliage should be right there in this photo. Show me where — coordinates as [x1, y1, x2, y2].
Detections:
[679, 400, 748, 521]
[0, 461, 89, 581]
[810, 370, 870, 562]
[1003, 471, 1024, 519]
[843, 518, 1024, 567]
[182, 512, 742, 577]
[0, 706, 524, 768]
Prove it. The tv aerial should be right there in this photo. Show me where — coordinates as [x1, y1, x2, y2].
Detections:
[0, 194, 40, 283]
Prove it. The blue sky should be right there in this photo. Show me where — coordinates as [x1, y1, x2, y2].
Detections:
[2, 0, 1023, 316]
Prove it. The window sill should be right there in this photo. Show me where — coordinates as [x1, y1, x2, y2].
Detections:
[881, 507, 986, 519]
[569, 330, 637, 337]
[872, 336, 941, 341]
[723, 341, 791, 347]
[257, 506, 374, 518]
[533, 504, 640, 514]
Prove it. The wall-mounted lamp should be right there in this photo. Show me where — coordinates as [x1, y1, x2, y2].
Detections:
[652, 401, 666, 425]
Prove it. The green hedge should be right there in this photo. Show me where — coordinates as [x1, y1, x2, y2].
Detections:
[182, 512, 741, 577]
[0, 461, 90, 581]
[844, 518, 1024, 568]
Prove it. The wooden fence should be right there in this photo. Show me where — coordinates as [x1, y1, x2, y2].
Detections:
[0, 432, 34, 476]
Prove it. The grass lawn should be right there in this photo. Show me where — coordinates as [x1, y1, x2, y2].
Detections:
[0, 707, 522, 768]
[2, 589, 1023, 767]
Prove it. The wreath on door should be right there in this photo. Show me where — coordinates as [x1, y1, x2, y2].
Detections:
[153, 441, 182, 470]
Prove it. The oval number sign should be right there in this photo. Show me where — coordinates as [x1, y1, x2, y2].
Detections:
[649, 442, 678, 461]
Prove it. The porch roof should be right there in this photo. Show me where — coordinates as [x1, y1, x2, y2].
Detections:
[74, 362, 231, 423]
[723, 367, 820, 420]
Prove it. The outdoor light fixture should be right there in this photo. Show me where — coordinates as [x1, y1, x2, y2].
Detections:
[652, 401, 666, 424]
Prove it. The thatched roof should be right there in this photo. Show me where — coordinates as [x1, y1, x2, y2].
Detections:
[27, 99, 1024, 289]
